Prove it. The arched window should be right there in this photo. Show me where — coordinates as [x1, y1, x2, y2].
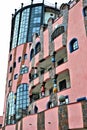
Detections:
[35, 42, 41, 54]
[83, 6, 87, 17]
[24, 53, 28, 60]
[16, 83, 29, 120]
[69, 38, 79, 53]
[30, 49, 34, 61]
[51, 26, 65, 41]
[6, 92, 16, 124]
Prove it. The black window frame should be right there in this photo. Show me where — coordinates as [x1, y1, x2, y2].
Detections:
[69, 38, 79, 53]
[59, 79, 66, 91]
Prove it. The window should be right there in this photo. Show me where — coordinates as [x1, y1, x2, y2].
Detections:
[18, 56, 22, 62]
[24, 54, 27, 60]
[57, 59, 64, 66]
[14, 74, 18, 80]
[16, 84, 29, 120]
[9, 54, 12, 61]
[32, 27, 40, 34]
[40, 68, 45, 75]
[35, 42, 41, 54]
[13, 62, 16, 68]
[59, 79, 66, 91]
[33, 17, 41, 23]
[34, 6, 42, 14]
[20, 66, 28, 75]
[30, 49, 34, 61]
[83, 6, 87, 17]
[18, 8, 30, 45]
[8, 80, 12, 87]
[6, 92, 16, 124]
[69, 38, 79, 53]
[51, 26, 65, 41]
[10, 67, 12, 73]
[12, 13, 20, 49]
[0, 124, 2, 127]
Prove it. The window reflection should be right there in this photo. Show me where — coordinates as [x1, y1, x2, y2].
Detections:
[28, 6, 42, 42]
[6, 92, 16, 124]
[69, 38, 79, 53]
[18, 8, 30, 45]
[12, 13, 20, 49]
[16, 84, 29, 120]
[35, 42, 41, 54]
[11, 5, 43, 49]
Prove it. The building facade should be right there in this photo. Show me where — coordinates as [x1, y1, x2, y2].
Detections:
[1, 0, 87, 130]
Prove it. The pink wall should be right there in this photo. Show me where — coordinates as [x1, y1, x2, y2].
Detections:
[5, 124, 15, 130]
[2, 102, 84, 130]
[67, 0, 87, 102]
[53, 17, 63, 28]
[68, 102, 83, 129]
[7, 43, 30, 94]
[36, 96, 50, 112]
[43, 29, 49, 58]
[3, 0, 87, 128]
[0, 116, 3, 125]
[54, 35, 63, 51]
[45, 107, 58, 130]
[23, 115, 37, 130]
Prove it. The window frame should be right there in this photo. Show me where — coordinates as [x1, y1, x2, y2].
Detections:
[30, 49, 34, 61]
[69, 38, 79, 53]
[35, 42, 41, 55]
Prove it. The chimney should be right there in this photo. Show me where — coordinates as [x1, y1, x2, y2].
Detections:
[15, 9, 17, 13]
[21, 3, 24, 8]
[31, 0, 33, 4]
[43, 0, 44, 4]
[55, 2, 57, 9]
[12, 14, 14, 18]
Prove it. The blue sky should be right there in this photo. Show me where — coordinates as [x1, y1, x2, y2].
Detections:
[0, 0, 69, 115]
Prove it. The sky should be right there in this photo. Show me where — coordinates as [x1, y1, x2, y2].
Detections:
[0, 0, 69, 116]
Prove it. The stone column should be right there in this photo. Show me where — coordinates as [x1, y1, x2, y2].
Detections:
[58, 105, 69, 130]
[81, 101, 87, 128]
[37, 112, 45, 130]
